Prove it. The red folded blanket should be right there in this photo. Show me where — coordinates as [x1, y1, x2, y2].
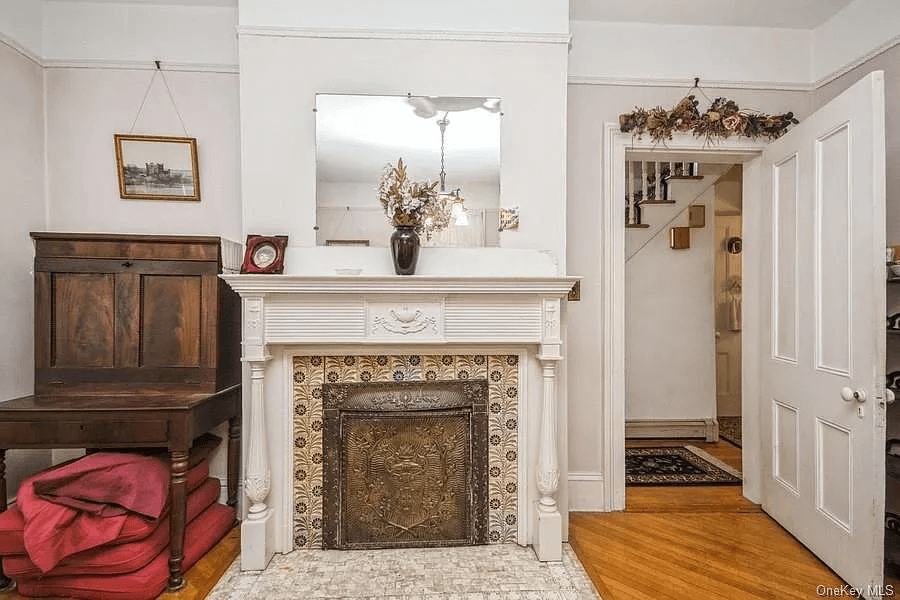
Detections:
[3, 477, 221, 578]
[18, 453, 171, 572]
[0, 460, 209, 557]
[32, 452, 170, 518]
[16, 503, 235, 600]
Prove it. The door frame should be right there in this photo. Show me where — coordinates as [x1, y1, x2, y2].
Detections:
[600, 124, 768, 509]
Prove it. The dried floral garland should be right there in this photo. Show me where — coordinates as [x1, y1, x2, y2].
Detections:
[619, 95, 798, 143]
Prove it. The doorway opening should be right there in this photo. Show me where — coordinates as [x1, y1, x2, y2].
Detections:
[622, 154, 745, 497]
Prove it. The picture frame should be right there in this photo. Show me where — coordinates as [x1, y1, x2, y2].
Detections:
[241, 235, 288, 274]
[114, 134, 201, 201]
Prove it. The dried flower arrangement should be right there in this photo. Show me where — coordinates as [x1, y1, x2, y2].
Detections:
[378, 158, 451, 239]
[619, 94, 798, 143]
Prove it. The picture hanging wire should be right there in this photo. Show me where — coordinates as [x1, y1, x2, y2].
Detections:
[128, 60, 190, 136]
[688, 76, 713, 105]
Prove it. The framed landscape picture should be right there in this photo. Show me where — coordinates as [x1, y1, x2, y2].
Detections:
[114, 134, 200, 201]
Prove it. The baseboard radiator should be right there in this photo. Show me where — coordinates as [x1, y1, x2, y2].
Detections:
[625, 418, 719, 442]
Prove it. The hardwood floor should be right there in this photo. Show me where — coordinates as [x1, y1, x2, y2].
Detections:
[570, 440, 855, 600]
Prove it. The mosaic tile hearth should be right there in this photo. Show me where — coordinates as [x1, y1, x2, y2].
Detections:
[207, 544, 601, 600]
[293, 354, 519, 549]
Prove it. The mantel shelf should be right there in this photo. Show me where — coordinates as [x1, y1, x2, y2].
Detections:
[220, 275, 580, 296]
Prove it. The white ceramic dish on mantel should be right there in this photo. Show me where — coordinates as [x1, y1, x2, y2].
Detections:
[334, 267, 363, 276]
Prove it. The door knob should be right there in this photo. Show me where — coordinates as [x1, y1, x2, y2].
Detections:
[888, 388, 896, 405]
[841, 387, 867, 403]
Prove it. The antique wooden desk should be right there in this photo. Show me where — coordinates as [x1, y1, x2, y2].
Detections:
[0, 233, 243, 591]
[0, 388, 241, 590]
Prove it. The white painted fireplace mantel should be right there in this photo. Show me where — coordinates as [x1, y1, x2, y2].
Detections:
[220, 274, 579, 570]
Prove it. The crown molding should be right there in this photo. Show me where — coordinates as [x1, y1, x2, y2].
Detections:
[42, 58, 238, 74]
[567, 74, 814, 92]
[0, 32, 42, 68]
[812, 33, 900, 90]
[237, 25, 571, 45]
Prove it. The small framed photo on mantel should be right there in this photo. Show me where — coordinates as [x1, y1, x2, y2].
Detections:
[114, 134, 200, 201]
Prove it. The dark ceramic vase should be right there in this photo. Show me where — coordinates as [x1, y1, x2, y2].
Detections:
[390, 225, 420, 275]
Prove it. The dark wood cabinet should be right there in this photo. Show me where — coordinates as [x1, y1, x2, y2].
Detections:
[0, 233, 243, 592]
[31, 233, 241, 395]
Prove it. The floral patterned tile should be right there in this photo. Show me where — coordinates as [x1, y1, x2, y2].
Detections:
[293, 355, 519, 549]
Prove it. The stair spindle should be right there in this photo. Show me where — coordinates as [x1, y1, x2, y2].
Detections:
[654, 162, 661, 201]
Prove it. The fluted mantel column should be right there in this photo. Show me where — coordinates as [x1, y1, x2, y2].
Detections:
[244, 360, 271, 517]
[240, 296, 275, 571]
[534, 298, 563, 562]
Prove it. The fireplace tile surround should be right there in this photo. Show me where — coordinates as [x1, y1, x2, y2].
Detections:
[220, 275, 578, 571]
[292, 354, 519, 549]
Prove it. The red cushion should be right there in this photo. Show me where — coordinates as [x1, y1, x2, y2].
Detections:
[0, 461, 209, 557]
[3, 477, 221, 578]
[31, 452, 170, 518]
[16, 503, 235, 600]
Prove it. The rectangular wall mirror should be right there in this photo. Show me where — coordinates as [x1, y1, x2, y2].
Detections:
[315, 94, 502, 247]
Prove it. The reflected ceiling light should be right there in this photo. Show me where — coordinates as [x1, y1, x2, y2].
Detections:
[437, 114, 468, 227]
[409, 96, 501, 119]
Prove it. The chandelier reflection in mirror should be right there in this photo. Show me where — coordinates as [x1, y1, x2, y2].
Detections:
[436, 114, 469, 228]
[315, 94, 502, 248]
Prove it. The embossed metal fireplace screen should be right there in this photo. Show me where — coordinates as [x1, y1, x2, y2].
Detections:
[322, 380, 488, 549]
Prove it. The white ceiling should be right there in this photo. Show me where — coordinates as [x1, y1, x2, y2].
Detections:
[46, 0, 236, 6]
[46, 0, 856, 30]
[570, 0, 854, 29]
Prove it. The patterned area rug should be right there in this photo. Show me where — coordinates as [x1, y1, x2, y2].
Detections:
[718, 416, 742, 448]
[625, 446, 742, 486]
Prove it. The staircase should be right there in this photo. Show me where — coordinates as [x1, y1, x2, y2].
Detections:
[625, 161, 731, 258]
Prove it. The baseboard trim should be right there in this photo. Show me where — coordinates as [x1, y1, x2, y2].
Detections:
[568, 472, 605, 512]
[626, 418, 718, 442]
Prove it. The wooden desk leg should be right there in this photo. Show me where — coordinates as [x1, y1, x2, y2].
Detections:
[227, 416, 241, 511]
[167, 449, 189, 591]
[0, 450, 12, 591]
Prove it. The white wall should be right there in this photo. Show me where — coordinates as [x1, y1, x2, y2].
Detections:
[239, 0, 568, 34]
[565, 83, 811, 480]
[238, 34, 569, 272]
[625, 185, 717, 421]
[569, 21, 811, 88]
[0, 0, 42, 57]
[812, 0, 900, 84]
[813, 43, 900, 245]
[44, 67, 242, 240]
[42, 1, 238, 68]
[0, 42, 52, 497]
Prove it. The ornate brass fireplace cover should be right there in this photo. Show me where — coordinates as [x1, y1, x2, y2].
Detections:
[322, 380, 489, 549]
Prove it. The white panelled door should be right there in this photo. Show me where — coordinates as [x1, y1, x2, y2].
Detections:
[759, 71, 886, 596]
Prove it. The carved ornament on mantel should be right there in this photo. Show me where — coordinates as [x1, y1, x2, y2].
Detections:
[368, 301, 442, 339]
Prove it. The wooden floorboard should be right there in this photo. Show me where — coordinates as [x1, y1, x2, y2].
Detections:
[0, 525, 239, 600]
[571, 439, 855, 600]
